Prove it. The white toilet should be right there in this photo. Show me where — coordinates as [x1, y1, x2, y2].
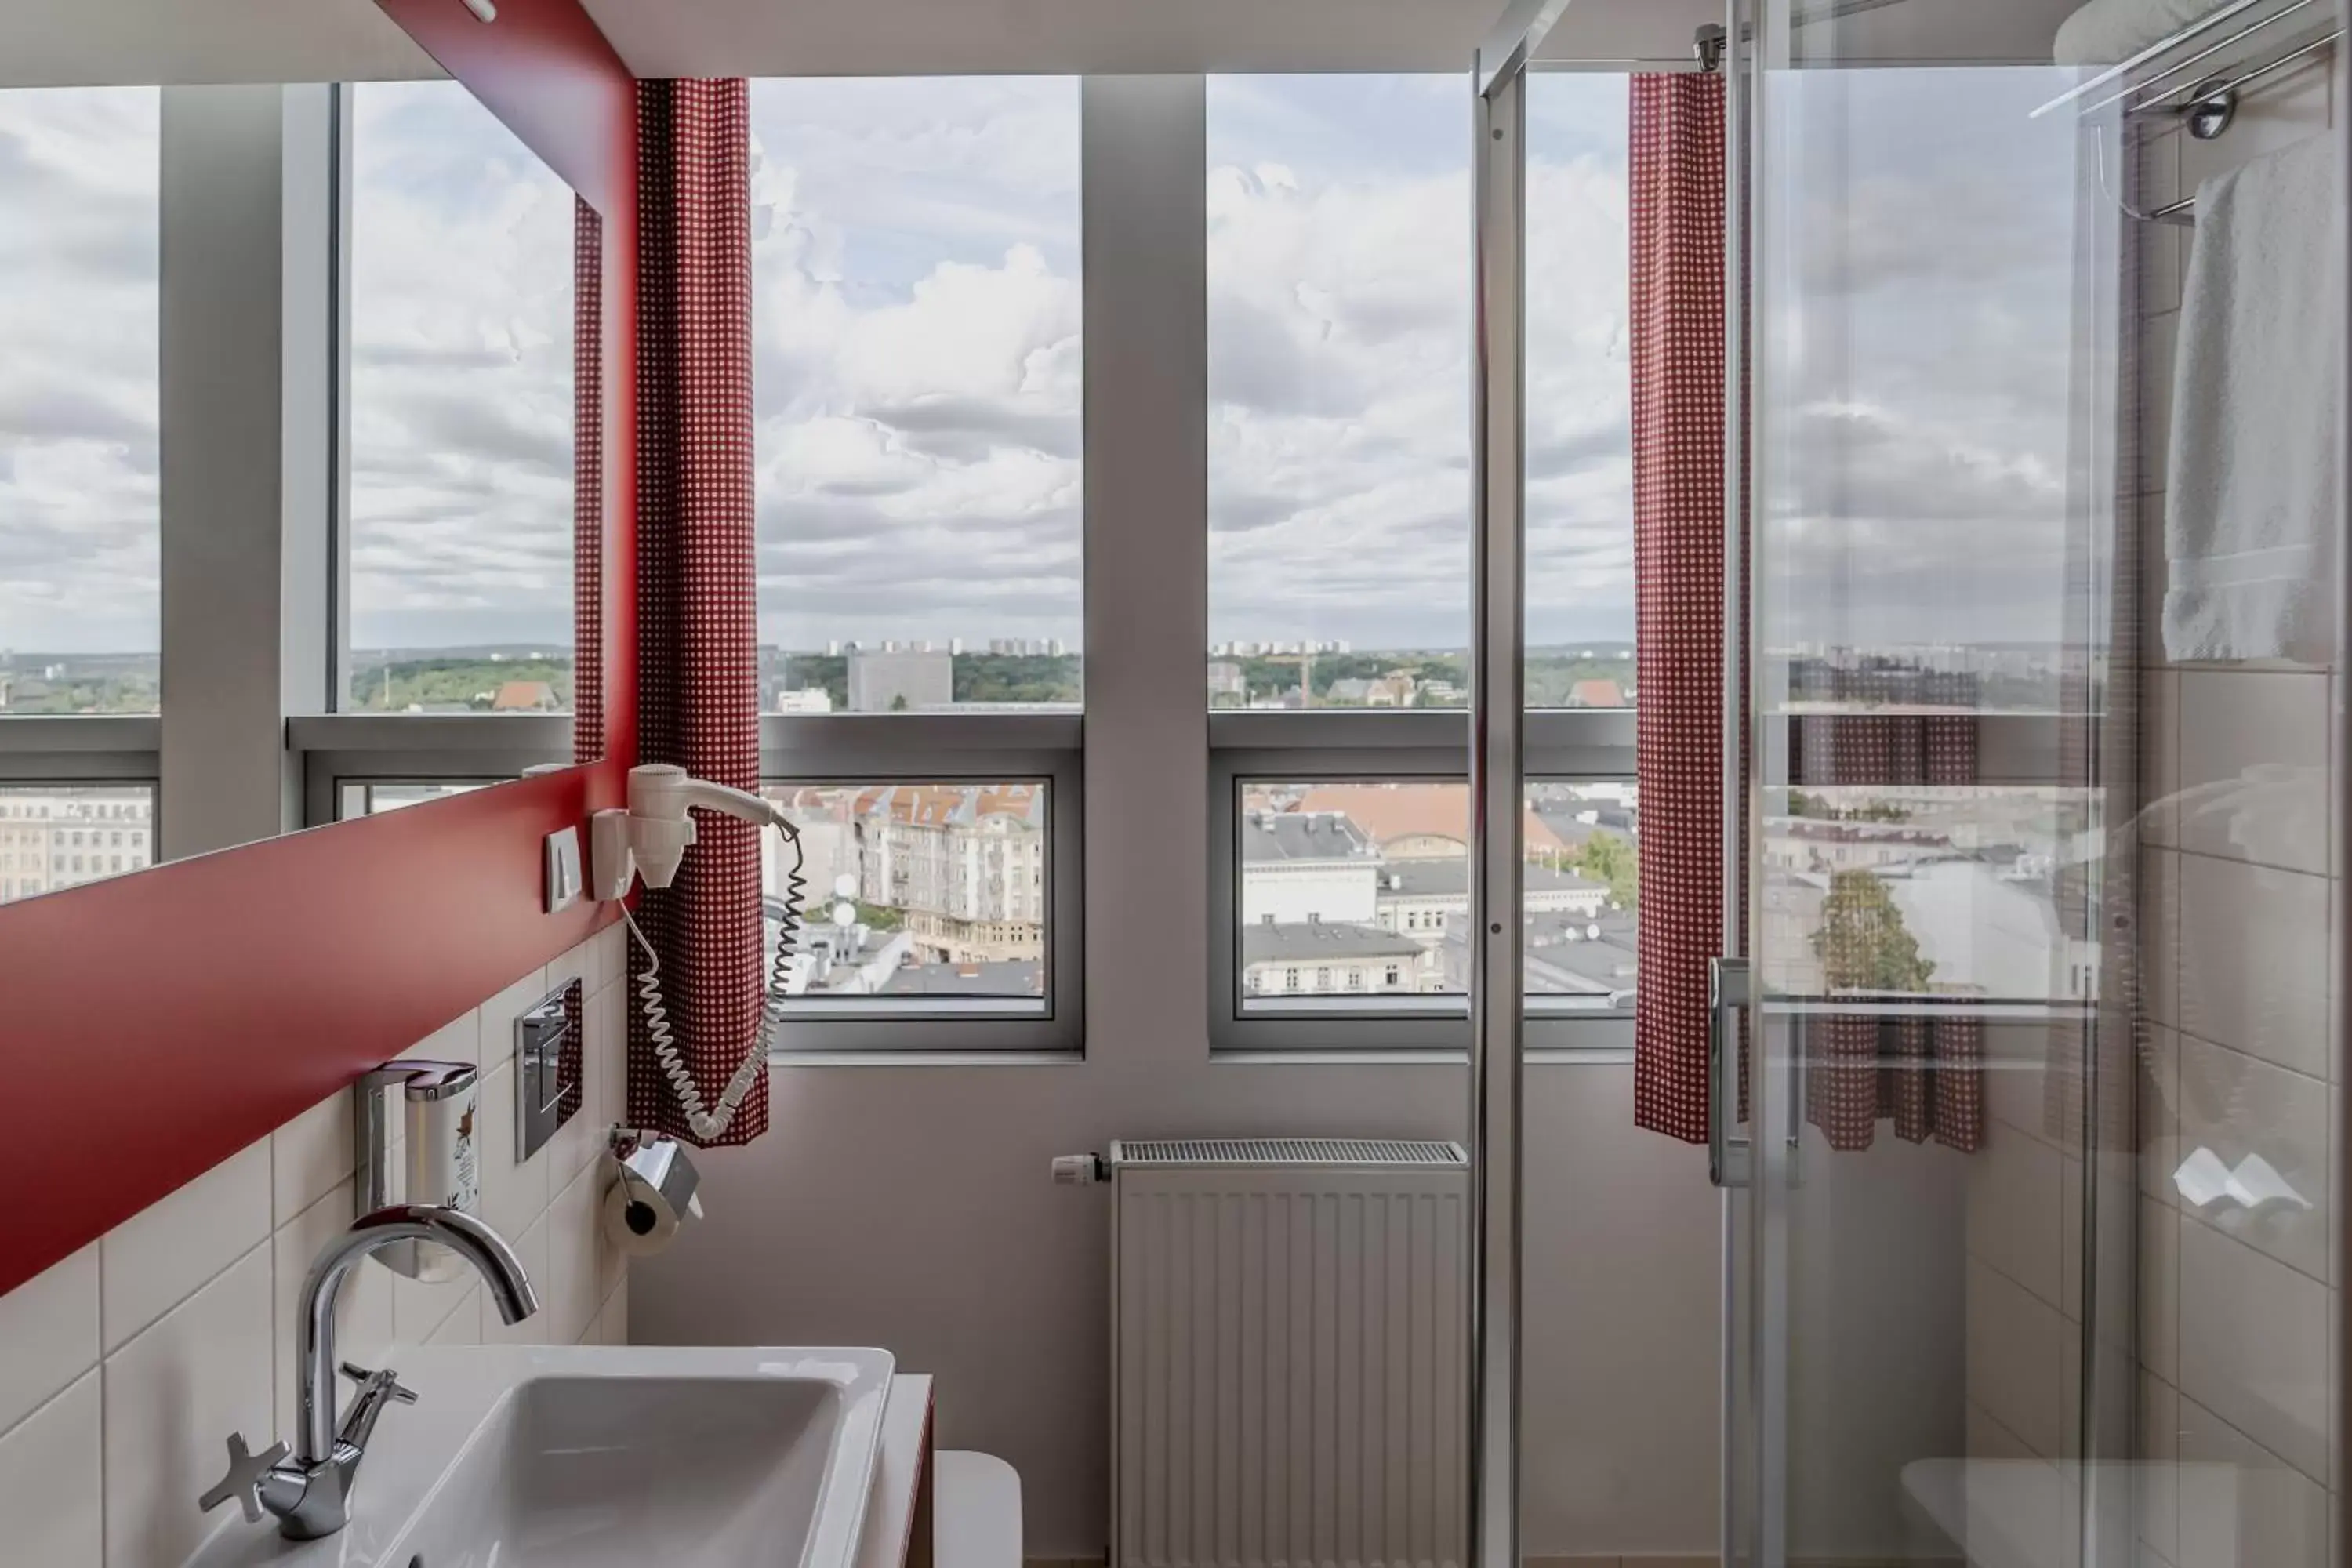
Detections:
[935, 1451, 1022, 1568]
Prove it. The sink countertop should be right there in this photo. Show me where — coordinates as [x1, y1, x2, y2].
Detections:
[184, 1345, 895, 1568]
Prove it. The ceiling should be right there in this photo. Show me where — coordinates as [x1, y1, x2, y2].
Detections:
[0, 0, 2085, 90]
[0, 0, 1508, 87]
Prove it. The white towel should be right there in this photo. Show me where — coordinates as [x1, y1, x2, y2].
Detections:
[2053, 0, 2230, 64]
[2164, 133, 2342, 665]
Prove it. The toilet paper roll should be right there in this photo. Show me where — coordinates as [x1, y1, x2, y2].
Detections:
[603, 1171, 684, 1256]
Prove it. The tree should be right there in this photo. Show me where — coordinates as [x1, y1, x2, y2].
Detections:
[889, 692, 909, 712]
[1570, 829, 1639, 911]
[1812, 869, 1935, 993]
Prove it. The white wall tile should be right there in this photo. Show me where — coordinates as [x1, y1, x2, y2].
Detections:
[270, 1087, 354, 1228]
[270, 1181, 394, 1439]
[2174, 1035, 2330, 1283]
[2140, 849, 2179, 1029]
[2177, 1216, 2329, 1484]
[0, 1370, 102, 1568]
[547, 933, 599, 1010]
[477, 1061, 548, 1243]
[2177, 1392, 2328, 1568]
[2176, 855, 2330, 1080]
[485, 1211, 551, 1348]
[390, 1250, 477, 1346]
[1968, 1126, 2065, 1312]
[2142, 1198, 2180, 1387]
[101, 1139, 271, 1355]
[1967, 1258, 2069, 1460]
[594, 1275, 628, 1347]
[2140, 1372, 2178, 1563]
[0, 1243, 98, 1438]
[103, 1244, 273, 1568]
[479, 962, 552, 1080]
[544, 1164, 601, 1348]
[2143, 1025, 2181, 1208]
[589, 981, 626, 1135]
[2176, 672, 2328, 876]
[593, 924, 626, 1000]
[397, 1005, 479, 1066]
[423, 1286, 481, 1348]
[2141, 668, 2180, 846]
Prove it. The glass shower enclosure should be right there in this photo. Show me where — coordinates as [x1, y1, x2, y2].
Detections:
[1467, 2, 2347, 1564]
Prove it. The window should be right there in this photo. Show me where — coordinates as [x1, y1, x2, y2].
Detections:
[0, 89, 161, 717]
[346, 81, 577, 714]
[758, 760, 1080, 1051]
[0, 785, 155, 905]
[1203, 73, 1639, 1054]
[750, 77, 1086, 1052]
[336, 780, 501, 820]
[750, 78, 1083, 713]
[1204, 75, 1470, 709]
[1526, 73, 1635, 710]
[1212, 762, 1640, 1049]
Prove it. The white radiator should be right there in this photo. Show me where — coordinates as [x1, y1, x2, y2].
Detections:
[1107, 1138, 1470, 1568]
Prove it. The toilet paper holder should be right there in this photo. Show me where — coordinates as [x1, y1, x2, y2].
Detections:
[604, 1125, 704, 1254]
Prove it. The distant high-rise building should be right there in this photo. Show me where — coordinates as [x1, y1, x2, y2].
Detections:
[1046, 638, 1066, 657]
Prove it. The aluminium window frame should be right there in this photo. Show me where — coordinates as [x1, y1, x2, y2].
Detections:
[760, 712, 1083, 1054]
[1207, 706, 1636, 1056]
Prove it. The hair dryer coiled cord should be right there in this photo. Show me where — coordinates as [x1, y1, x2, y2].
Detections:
[619, 818, 805, 1143]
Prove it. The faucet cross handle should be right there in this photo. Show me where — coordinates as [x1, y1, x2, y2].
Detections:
[339, 1361, 419, 1404]
[198, 1432, 292, 1523]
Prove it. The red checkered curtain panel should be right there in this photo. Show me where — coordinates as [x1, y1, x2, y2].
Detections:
[1630, 72, 1729, 1145]
[1790, 702, 1985, 1153]
[627, 79, 766, 1147]
[572, 194, 604, 764]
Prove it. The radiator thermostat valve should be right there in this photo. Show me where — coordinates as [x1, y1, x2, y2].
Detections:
[1051, 1152, 1109, 1185]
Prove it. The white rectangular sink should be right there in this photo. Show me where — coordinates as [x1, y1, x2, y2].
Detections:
[186, 1345, 895, 1568]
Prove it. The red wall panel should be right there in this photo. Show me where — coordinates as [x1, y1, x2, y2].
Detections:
[0, 0, 639, 1299]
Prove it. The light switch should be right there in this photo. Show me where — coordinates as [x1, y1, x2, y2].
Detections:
[544, 826, 583, 913]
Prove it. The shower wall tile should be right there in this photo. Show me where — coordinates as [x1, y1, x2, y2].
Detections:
[2176, 670, 2329, 876]
[0, 932, 626, 1568]
[2134, 66, 2338, 1568]
[1968, 1121, 2067, 1312]
[2174, 1034, 2331, 1284]
[2174, 853, 2330, 1081]
[2176, 1392, 2328, 1568]
[1967, 1257, 2071, 1460]
[2177, 1215, 2330, 1485]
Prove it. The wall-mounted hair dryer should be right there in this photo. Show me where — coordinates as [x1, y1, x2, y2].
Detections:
[588, 764, 806, 1143]
[589, 763, 789, 899]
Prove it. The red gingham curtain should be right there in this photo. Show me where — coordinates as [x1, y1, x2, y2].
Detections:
[1630, 73, 1729, 1145]
[572, 195, 604, 764]
[626, 78, 766, 1147]
[1791, 710, 1984, 1154]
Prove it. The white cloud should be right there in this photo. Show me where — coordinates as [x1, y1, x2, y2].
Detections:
[0, 87, 159, 655]
[347, 79, 575, 652]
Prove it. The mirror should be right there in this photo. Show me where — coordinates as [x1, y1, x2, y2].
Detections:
[0, 74, 606, 903]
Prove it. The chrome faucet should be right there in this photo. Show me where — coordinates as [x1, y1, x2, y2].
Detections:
[198, 1203, 539, 1540]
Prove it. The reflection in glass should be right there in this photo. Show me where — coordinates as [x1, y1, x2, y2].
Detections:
[337, 781, 499, 819]
[0, 785, 154, 903]
[0, 89, 160, 714]
[348, 81, 577, 713]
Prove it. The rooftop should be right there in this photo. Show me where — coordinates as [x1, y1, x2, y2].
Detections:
[1240, 811, 1378, 864]
[878, 960, 1044, 997]
[1243, 920, 1424, 965]
[1378, 858, 1606, 899]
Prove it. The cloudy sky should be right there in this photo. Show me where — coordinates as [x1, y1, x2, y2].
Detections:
[0, 66, 2085, 662]
[0, 87, 158, 658]
[349, 79, 576, 661]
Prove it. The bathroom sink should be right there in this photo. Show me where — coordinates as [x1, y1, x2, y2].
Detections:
[186, 1345, 895, 1568]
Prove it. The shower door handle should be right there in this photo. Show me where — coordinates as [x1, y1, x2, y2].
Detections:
[1708, 956, 1752, 1189]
